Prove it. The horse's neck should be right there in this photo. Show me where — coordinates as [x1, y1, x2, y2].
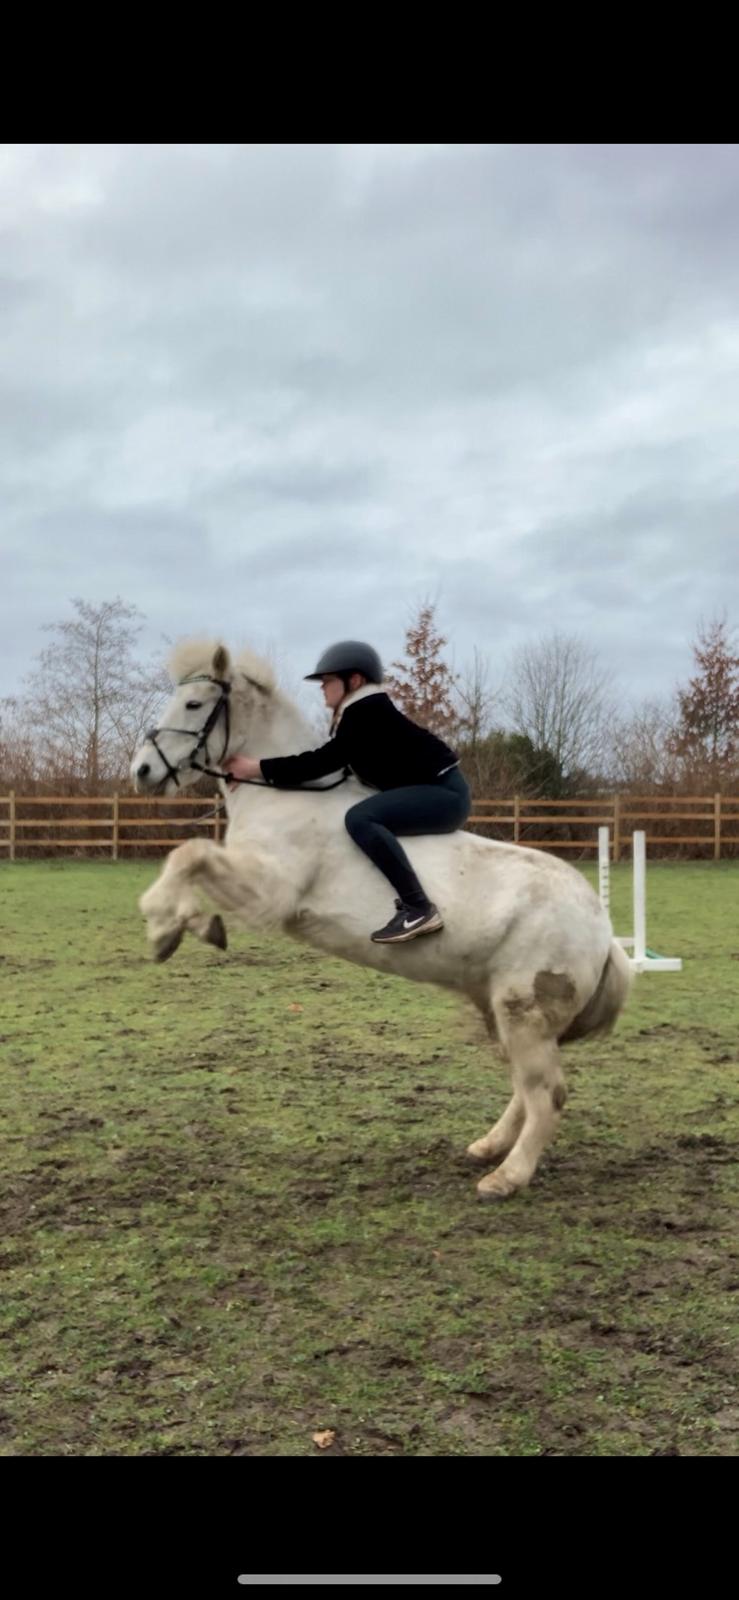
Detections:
[234, 687, 320, 758]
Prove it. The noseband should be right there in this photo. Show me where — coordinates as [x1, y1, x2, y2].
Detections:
[144, 674, 232, 787]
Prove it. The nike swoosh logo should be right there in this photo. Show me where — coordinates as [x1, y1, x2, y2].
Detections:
[402, 916, 425, 929]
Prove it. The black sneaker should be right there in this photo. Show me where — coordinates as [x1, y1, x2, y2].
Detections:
[371, 898, 444, 943]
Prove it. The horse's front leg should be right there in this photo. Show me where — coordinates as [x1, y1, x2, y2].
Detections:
[139, 837, 298, 961]
[138, 838, 212, 960]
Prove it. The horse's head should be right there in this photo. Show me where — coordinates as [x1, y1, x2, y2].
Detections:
[131, 641, 238, 794]
[132, 638, 310, 794]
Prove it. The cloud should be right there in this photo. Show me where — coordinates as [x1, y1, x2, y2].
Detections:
[1, 143, 738, 716]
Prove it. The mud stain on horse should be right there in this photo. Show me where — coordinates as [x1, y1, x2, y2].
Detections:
[534, 970, 576, 1006]
[502, 971, 576, 1031]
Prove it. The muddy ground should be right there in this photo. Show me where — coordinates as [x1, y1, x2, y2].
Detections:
[1, 859, 737, 1455]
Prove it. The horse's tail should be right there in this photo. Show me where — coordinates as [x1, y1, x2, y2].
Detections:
[559, 939, 633, 1045]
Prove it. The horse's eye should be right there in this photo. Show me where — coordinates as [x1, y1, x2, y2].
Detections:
[185, 700, 202, 710]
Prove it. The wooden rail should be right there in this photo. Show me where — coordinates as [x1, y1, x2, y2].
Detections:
[467, 792, 739, 858]
[2, 792, 739, 859]
[0, 793, 223, 856]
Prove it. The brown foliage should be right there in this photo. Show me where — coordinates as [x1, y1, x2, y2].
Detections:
[385, 603, 459, 738]
[669, 616, 739, 789]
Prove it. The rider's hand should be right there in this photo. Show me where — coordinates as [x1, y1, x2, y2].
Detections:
[223, 756, 262, 783]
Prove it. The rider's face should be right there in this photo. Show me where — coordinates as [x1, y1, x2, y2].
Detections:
[320, 675, 346, 711]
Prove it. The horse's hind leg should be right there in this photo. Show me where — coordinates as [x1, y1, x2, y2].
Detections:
[475, 995, 568, 1200]
[466, 998, 524, 1163]
[467, 1094, 525, 1164]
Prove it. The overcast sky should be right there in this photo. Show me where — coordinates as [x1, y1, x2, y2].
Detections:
[2, 143, 738, 716]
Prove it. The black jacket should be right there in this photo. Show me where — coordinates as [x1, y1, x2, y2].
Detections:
[260, 691, 459, 791]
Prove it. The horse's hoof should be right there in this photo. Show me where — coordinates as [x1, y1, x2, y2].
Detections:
[466, 1140, 493, 1163]
[205, 914, 227, 950]
[153, 926, 184, 963]
[476, 1169, 520, 1201]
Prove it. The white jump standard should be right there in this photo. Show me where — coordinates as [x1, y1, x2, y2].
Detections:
[598, 827, 682, 974]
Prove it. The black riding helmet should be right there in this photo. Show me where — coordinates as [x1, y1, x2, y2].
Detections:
[304, 640, 383, 683]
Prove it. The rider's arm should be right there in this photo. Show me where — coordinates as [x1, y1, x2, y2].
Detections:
[259, 736, 347, 787]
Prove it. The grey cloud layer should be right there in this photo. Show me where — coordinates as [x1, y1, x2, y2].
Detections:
[2, 143, 738, 707]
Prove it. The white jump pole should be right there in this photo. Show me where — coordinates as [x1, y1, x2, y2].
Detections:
[598, 826, 610, 916]
[633, 830, 647, 964]
[597, 827, 682, 974]
[599, 826, 633, 945]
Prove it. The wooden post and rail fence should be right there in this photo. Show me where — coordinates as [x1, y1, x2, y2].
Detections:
[1, 792, 738, 860]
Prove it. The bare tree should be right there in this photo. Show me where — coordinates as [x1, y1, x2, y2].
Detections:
[0, 696, 39, 787]
[453, 647, 499, 750]
[606, 697, 680, 790]
[16, 598, 169, 789]
[503, 632, 614, 784]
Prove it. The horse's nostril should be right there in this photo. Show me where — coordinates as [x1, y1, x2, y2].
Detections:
[137, 763, 151, 780]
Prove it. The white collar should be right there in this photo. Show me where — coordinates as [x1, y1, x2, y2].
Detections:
[331, 682, 388, 732]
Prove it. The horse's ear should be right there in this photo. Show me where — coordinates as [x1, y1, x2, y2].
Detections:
[212, 645, 232, 682]
[234, 647, 276, 695]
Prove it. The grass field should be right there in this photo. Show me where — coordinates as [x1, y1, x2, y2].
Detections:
[1, 857, 738, 1456]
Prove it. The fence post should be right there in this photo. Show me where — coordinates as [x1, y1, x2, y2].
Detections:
[513, 794, 520, 845]
[9, 790, 15, 861]
[714, 792, 721, 860]
[613, 793, 621, 863]
[112, 793, 119, 860]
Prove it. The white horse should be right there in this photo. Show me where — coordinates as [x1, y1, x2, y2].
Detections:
[132, 640, 632, 1200]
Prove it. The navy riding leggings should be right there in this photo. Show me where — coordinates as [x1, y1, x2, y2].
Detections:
[344, 767, 471, 907]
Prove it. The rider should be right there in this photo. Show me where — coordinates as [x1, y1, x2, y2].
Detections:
[223, 641, 471, 944]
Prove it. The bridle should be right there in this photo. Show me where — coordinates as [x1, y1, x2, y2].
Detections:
[144, 672, 350, 792]
[144, 673, 234, 788]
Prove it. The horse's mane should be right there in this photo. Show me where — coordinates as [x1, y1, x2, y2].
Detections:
[166, 639, 276, 695]
[166, 639, 224, 685]
[165, 638, 313, 751]
[233, 646, 277, 695]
